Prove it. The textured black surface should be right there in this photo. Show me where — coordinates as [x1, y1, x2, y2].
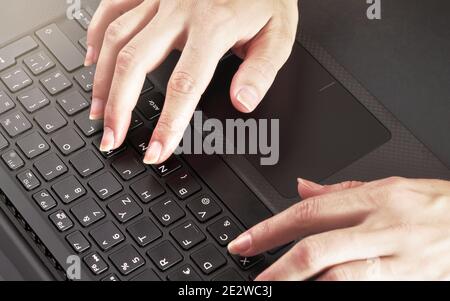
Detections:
[300, 0, 450, 168]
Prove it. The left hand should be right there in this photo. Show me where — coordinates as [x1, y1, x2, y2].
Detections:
[228, 177, 450, 280]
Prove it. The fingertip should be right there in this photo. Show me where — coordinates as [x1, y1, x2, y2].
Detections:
[84, 45, 96, 67]
[143, 141, 163, 165]
[233, 85, 260, 113]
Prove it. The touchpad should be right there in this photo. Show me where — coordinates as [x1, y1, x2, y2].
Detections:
[200, 42, 391, 198]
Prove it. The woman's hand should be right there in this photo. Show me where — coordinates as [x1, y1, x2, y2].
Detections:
[86, 0, 299, 164]
[228, 177, 450, 280]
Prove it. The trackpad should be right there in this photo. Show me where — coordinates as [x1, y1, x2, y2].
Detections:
[200, 43, 391, 198]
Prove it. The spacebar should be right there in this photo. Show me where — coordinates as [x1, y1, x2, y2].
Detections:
[184, 154, 272, 229]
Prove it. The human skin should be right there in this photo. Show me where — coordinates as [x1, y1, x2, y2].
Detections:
[228, 177, 450, 280]
[85, 0, 299, 164]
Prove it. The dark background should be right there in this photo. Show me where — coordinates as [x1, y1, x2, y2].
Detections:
[300, 0, 450, 167]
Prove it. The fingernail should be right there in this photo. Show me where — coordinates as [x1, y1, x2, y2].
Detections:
[143, 141, 162, 165]
[297, 178, 323, 190]
[100, 127, 115, 152]
[228, 233, 252, 255]
[84, 45, 94, 66]
[236, 86, 259, 112]
[89, 98, 104, 120]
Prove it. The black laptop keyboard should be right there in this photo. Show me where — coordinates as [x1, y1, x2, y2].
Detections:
[0, 11, 275, 281]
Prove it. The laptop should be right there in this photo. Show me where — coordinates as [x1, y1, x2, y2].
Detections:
[0, 0, 448, 281]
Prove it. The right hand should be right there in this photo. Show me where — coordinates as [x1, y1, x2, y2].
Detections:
[85, 0, 299, 164]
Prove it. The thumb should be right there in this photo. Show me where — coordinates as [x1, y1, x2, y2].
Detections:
[230, 21, 296, 113]
[298, 178, 365, 199]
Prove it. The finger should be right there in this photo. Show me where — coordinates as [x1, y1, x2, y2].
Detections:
[228, 188, 373, 256]
[86, 0, 144, 66]
[316, 258, 394, 281]
[230, 18, 297, 113]
[297, 178, 365, 199]
[90, 0, 159, 120]
[99, 15, 183, 152]
[255, 227, 400, 281]
[143, 28, 234, 164]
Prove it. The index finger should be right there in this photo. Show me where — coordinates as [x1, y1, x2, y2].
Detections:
[143, 30, 233, 164]
[228, 187, 374, 257]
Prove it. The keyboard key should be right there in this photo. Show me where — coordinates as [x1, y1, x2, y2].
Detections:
[2, 150, 24, 170]
[40, 70, 72, 96]
[1, 111, 32, 137]
[32, 190, 57, 211]
[0, 36, 38, 72]
[34, 153, 68, 181]
[23, 51, 55, 75]
[108, 195, 142, 224]
[52, 128, 85, 156]
[142, 78, 155, 93]
[213, 269, 245, 281]
[16, 132, 49, 159]
[17, 88, 50, 113]
[128, 126, 152, 154]
[127, 218, 162, 247]
[71, 198, 106, 227]
[66, 231, 90, 253]
[147, 241, 182, 271]
[167, 265, 202, 281]
[84, 252, 108, 275]
[187, 195, 222, 223]
[0, 132, 7, 151]
[0, 90, 15, 115]
[191, 244, 227, 275]
[112, 152, 146, 181]
[167, 265, 202, 282]
[73, 65, 95, 92]
[34, 108, 67, 134]
[136, 91, 164, 121]
[75, 113, 103, 137]
[36, 24, 84, 72]
[57, 90, 89, 115]
[167, 170, 201, 200]
[78, 37, 88, 51]
[152, 156, 182, 177]
[70, 150, 104, 177]
[110, 245, 145, 276]
[207, 217, 241, 247]
[52, 176, 86, 204]
[1, 67, 32, 92]
[89, 172, 123, 200]
[130, 112, 144, 131]
[150, 199, 185, 227]
[130, 175, 165, 204]
[17, 170, 40, 191]
[74, 9, 92, 30]
[170, 221, 206, 250]
[230, 254, 264, 271]
[131, 269, 160, 281]
[90, 221, 124, 251]
[49, 210, 73, 232]
[101, 274, 120, 281]
[93, 137, 127, 158]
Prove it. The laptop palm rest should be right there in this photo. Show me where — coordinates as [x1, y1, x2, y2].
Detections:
[201, 42, 391, 198]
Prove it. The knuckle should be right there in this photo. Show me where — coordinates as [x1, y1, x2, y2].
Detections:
[294, 238, 322, 269]
[116, 45, 138, 73]
[242, 56, 278, 83]
[105, 21, 126, 44]
[168, 71, 197, 96]
[156, 114, 187, 136]
[291, 199, 320, 223]
[201, 4, 237, 28]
